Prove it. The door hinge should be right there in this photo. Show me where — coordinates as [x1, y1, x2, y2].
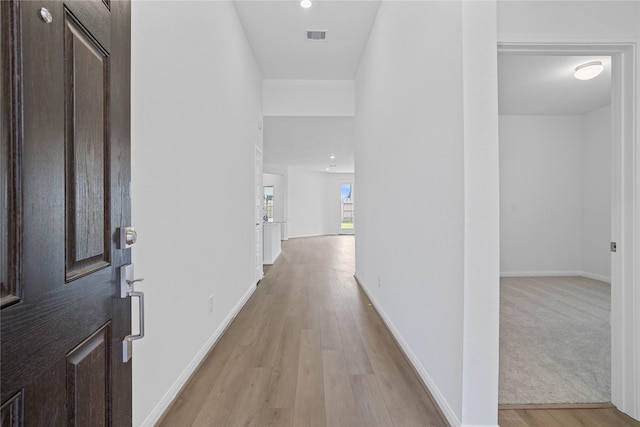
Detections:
[611, 242, 617, 253]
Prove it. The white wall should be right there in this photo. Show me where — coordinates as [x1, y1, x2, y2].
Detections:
[263, 79, 355, 116]
[500, 112, 612, 280]
[131, 2, 262, 425]
[355, 2, 499, 426]
[287, 168, 353, 238]
[499, 116, 584, 275]
[582, 106, 611, 281]
[460, 2, 501, 423]
[497, 1, 640, 38]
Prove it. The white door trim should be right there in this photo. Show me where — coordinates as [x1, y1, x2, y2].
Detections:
[497, 38, 639, 420]
[255, 145, 264, 283]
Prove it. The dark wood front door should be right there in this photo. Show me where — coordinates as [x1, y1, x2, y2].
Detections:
[1, 0, 132, 424]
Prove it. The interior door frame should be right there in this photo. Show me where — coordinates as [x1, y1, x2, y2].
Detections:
[497, 39, 639, 419]
[255, 145, 264, 282]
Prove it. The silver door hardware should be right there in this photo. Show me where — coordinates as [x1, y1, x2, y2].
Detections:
[39, 7, 53, 23]
[120, 264, 145, 363]
[118, 226, 137, 249]
[119, 263, 145, 296]
[611, 242, 617, 253]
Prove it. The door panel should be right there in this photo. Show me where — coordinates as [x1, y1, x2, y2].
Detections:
[24, 359, 66, 426]
[64, 10, 110, 280]
[66, 324, 110, 426]
[0, 392, 23, 426]
[1, 0, 131, 424]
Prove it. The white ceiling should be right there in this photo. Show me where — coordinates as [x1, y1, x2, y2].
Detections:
[235, 3, 613, 173]
[263, 117, 354, 173]
[498, 55, 612, 115]
[233, 0, 381, 80]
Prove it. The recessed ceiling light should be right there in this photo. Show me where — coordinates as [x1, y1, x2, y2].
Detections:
[574, 61, 603, 80]
[330, 154, 335, 159]
[325, 168, 330, 171]
[300, 0, 312, 8]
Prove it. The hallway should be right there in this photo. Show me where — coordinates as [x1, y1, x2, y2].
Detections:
[158, 236, 447, 427]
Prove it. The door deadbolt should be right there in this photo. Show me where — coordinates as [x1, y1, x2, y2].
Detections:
[118, 227, 137, 249]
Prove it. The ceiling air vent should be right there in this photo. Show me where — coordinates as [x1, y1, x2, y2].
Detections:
[306, 30, 327, 41]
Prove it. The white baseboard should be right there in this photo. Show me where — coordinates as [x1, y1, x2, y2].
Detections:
[500, 270, 582, 277]
[500, 270, 611, 283]
[354, 273, 463, 427]
[288, 233, 339, 239]
[263, 250, 281, 265]
[580, 271, 611, 283]
[140, 282, 257, 427]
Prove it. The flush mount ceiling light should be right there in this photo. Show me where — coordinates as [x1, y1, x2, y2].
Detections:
[300, 0, 312, 8]
[574, 61, 604, 80]
[330, 153, 335, 159]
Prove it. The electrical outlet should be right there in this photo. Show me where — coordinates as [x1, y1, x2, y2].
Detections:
[208, 295, 214, 313]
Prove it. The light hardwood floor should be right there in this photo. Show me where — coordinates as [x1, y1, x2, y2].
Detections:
[499, 406, 640, 427]
[158, 236, 448, 427]
[157, 236, 640, 427]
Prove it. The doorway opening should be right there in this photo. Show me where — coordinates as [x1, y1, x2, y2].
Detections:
[498, 53, 612, 405]
[340, 182, 354, 235]
[497, 42, 638, 418]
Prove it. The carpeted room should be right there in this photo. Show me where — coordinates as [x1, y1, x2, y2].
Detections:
[498, 54, 612, 405]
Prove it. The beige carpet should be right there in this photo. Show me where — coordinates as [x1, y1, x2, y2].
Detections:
[499, 276, 610, 404]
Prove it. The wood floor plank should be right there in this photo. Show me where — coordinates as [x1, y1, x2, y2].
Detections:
[513, 409, 569, 427]
[350, 292, 447, 426]
[349, 374, 394, 427]
[250, 407, 293, 427]
[322, 349, 363, 427]
[293, 329, 326, 427]
[335, 309, 374, 375]
[301, 292, 321, 330]
[498, 407, 640, 427]
[265, 315, 302, 409]
[223, 367, 272, 427]
[366, 347, 446, 427]
[156, 336, 236, 427]
[498, 409, 530, 427]
[600, 408, 640, 427]
[567, 408, 640, 427]
[319, 309, 342, 350]
[248, 296, 288, 368]
[189, 345, 254, 426]
[545, 408, 604, 427]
